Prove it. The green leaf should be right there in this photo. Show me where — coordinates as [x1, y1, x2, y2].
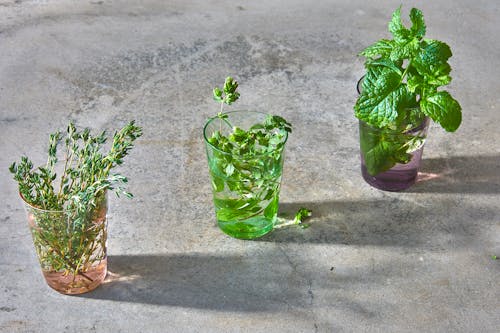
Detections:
[407, 73, 425, 93]
[360, 39, 394, 58]
[365, 58, 403, 75]
[213, 87, 223, 102]
[354, 67, 409, 127]
[360, 126, 412, 176]
[416, 39, 452, 66]
[8, 162, 16, 174]
[223, 77, 238, 94]
[225, 163, 235, 176]
[263, 195, 279, 219]
[421, 91, 462, 132]
[387, 7, 425, 61]
[366, 141, 400, 175]
[211, 175, 225, 192]
[294, 208, 312, 224]
[409, 8, 426, 39]
[213, 76, 240, 107]
[264, 115, 292, 133]
[388, 6, 411, 42]
[214, 197, 262, 221]
[409, 41, 452, 91]
[390, 38, 420, 61]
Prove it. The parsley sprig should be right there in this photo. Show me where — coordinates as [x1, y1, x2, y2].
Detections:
[207, 77, 302, 229]
[354, 7, 462, 175]
[274, 208, 313, 229]
[213, 76, 240, 115]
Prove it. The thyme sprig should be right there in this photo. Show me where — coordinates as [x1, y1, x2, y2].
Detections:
[10, 121, 142, 210]
[10, 121, 142, 281]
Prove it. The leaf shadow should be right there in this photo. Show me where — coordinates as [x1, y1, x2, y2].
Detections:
[411, 155, 500, 193]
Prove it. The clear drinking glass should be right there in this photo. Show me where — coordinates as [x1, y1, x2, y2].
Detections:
[21, 192, 108, 294]
[357, 77, 429, 191]
[204, 110, 288, 239]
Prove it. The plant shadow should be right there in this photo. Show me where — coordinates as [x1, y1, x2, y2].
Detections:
[257, 195, 494, 246]
[81, 253, 391, 315]
[411, 155, 500, 193]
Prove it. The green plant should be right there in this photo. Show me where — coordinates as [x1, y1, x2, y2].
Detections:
[354, 6, 462, 175]
[207, 77, 291, 227]
[10, 121, 142, 280]
[274, 208, 313, 229]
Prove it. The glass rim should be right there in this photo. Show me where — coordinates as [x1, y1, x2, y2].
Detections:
[19, 192, 68, 213]
[203, 110, 289, 157]
[358, 117, 430, 133]
[356, 75, 364, 95]
[19, 190, 107, 214]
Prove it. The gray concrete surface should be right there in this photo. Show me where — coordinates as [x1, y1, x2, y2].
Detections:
[1, 0, 499, 332]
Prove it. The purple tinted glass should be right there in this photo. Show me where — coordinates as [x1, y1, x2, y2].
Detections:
[357, 76, 429, 191]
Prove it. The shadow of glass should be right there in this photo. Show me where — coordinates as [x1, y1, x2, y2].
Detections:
[410, 155, 500, 193]
[257, 197, 495, 245]
[81, 252, 400, 315]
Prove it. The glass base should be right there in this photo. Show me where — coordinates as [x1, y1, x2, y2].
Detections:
[42, 258, 107, 295]
[360, 143, 424, 192]
[361, 164, 418, 191]
[217, 216, 275, 240]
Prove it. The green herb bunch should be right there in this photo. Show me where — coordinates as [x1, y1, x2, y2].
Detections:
[10, 121, 142, 281]
[354, 6, 462, 175]
[206, 77, 292, 223]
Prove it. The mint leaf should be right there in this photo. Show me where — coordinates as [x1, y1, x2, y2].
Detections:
[388, 6, 411, 42]
[409, 8, 426, 39]
[360, 39, 394, 58]
[360, 126, 412, 175]
[364, 141, 407, 176]
[406, 72, 425, 93]
[412, 40, 452, 89]
[388, 8, 425, 61]
[355, 67, 409, 127]
[390, 38, 420, 61]
[365, 58, 403, 75]
[416, 39, 452, 66]
[421, 91, 462, 132]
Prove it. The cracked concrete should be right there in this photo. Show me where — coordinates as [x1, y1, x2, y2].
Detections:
[1, 0, 499, 332]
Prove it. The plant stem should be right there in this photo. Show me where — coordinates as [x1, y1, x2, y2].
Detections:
[400, 59, 412, 84]
[273, 217, 300, 229]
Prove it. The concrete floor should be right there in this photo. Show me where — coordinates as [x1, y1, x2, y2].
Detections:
[1, 0, 499, 332]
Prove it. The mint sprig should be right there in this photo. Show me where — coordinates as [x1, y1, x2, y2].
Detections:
[355, 6, 462, 176]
